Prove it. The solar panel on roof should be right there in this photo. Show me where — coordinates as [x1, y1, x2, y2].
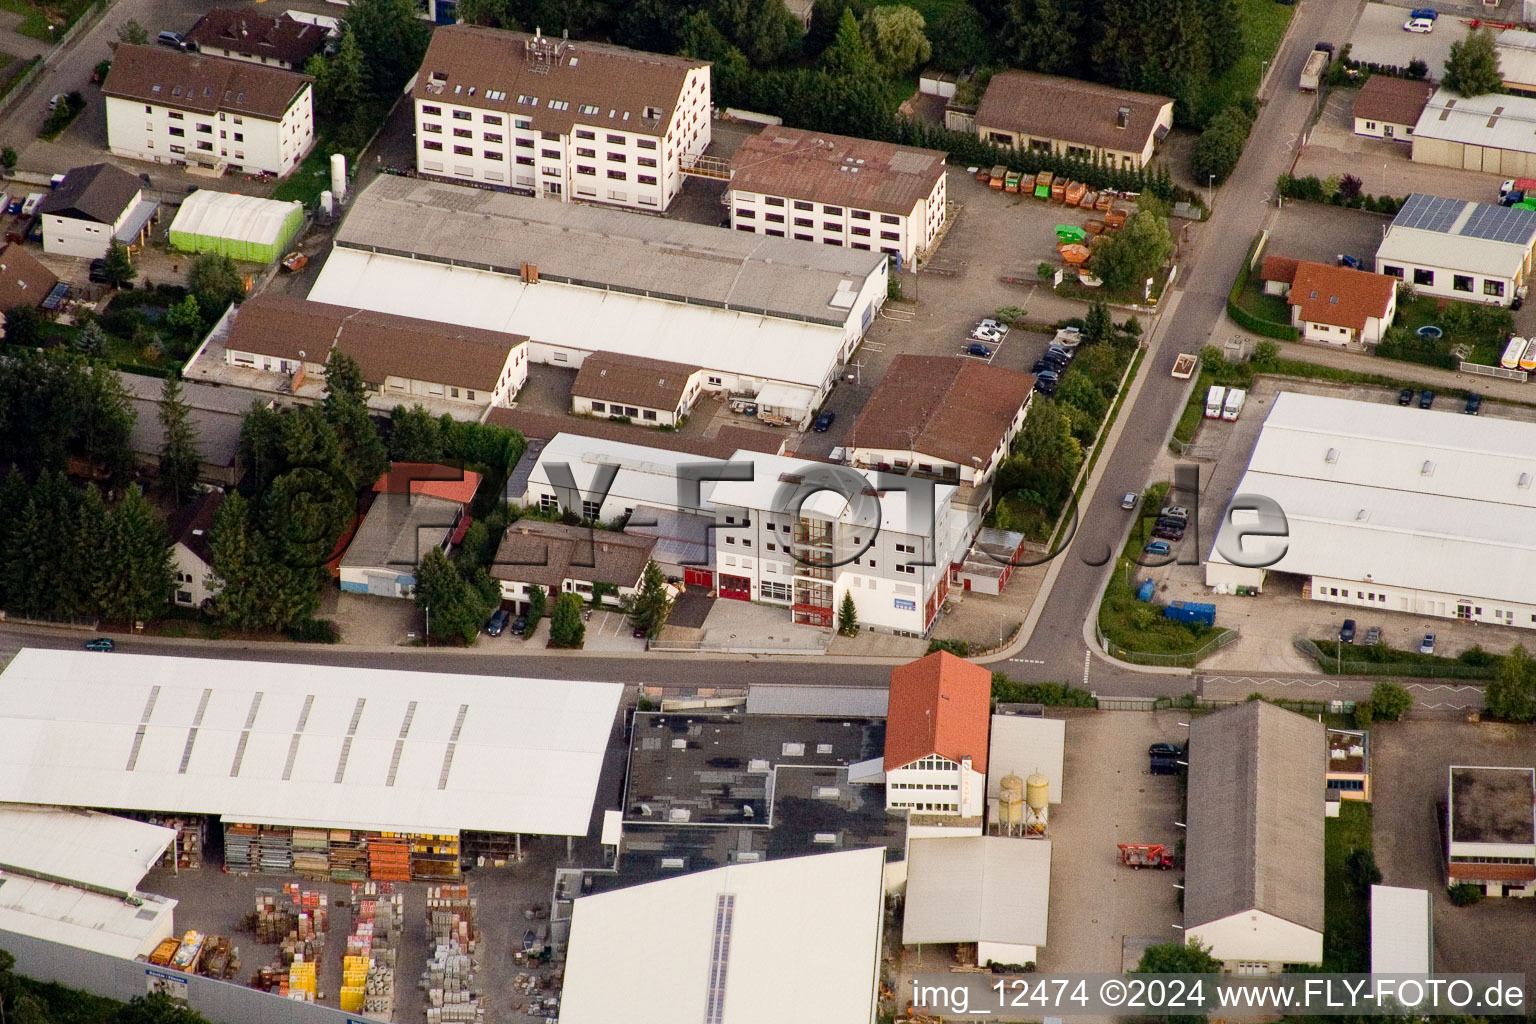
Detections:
[1395, 193, 1465, 233]
[1462, 203, 1536, 245]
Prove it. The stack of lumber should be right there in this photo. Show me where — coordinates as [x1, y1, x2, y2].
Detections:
[292, 828, 330, 878]
[368, 835, 411, 882]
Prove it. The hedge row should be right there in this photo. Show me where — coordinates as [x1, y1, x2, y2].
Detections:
[1277, 173, 1406, 214]
[1226, 236, 1299, 341]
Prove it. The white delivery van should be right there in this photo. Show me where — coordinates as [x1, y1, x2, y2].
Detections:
[1222, 387, 1247, 421]
[1205, 385, 1227, 419]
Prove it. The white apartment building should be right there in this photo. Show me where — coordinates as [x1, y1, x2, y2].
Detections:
[411, 26, 709, 212]
[102, 44, 314, 177]
[727, 126, 948, 266]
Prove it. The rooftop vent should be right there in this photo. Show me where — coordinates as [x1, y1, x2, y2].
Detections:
[747, 758, 770, 773]
[660, 856, 686, 869]
[1422, 460, 1434, 476]
[667, 808, 690, 822]
[813, 832, 837, 844]
[1520, 472, 1532, 489]
[671, 738, 686, 749]
[782, 742, 805, 757]
[1356, 509, 1369, 520]
[816, 743, 833, 754]
[1116, 106, 1130, 128]
[1325, 447, 1339, 463]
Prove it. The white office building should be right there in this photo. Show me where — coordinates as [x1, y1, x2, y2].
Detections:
[1374, 193, 1536, 307]
[411, 25, 709, 211]
[102, 44, 314, 176]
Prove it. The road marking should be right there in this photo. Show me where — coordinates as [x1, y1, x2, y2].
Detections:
[1009, 657, 1045, 664]
[1082, 649, 1091, 688]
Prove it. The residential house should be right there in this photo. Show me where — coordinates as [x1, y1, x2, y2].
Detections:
[102, 44, 315, 176]
[185, 8, 330, 71]
[1184, 701, 1324, 972]
[1374, 193, 1536, 307]
[1445, 766, 1536, 897]
[1352, 75, 1433, 141]
[337, 465, 481, 597]
[36, 163, 156, 259]
[167, 491, 222, 609]
[882, 651, 991, 821]
[212, 293, 529, 413]
[782, 0, 814, 28]
[726, 126, 948, 265]
[0, 243, 59, 336]
[973, 71, 1173, 171]
[488, 520, 655, 612]
[570, 352, 704, 427]
[410, 26, 709, 211]
[1267, 260, 1397, 346]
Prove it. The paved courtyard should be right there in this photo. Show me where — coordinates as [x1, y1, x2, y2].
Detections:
[1346, 2, 1457, 71]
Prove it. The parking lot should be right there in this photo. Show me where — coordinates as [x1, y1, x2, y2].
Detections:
[1371, 720, 1536, 998]
[1265, 198, 1389, 268]
[1131, 374, 1536, 673]
[1345, 2, 1457, 71]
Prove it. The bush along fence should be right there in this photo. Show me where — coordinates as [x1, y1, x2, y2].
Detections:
[1292, 635, 1499, 679]
[1332, 43, 1429, 84]
[1276, 173, 1407, 215]
[1097, 619, 1242, 668]
[1227, 234, 1299, 340]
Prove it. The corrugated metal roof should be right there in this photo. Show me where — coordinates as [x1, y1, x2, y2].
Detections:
[1497, 28, 1536, 86]
[560, 848, 885, 1024]
[902, 836, 1051, 946]
[1370, 885, 1432, 973]
[1412, 88, 1536, 158]
[0, 874, 177, 959]
[0, 649, 622, 836]
[1184, 703, 1324, 933]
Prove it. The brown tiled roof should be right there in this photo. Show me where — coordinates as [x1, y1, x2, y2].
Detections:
[37, 163, 141, 224]
[1260, 255, 1300, 285]
[571, 353, 700, 412]
[166, 490, 223, 564]
[489, 519, 655, 589]
[103, 44, 312, 121]
[974, 70, 1172, 154]
[186, 9, 328, 67]
[884, 652, 992, 774]
[225, 294, 526, 392]
[728, 126, 947, 217]
[846, 355, 1033, 467]
[1353, 76, 1434, 128]
[485, 409, 783, 459]
[412, 26, 705, 138]
[0, 243, 58, 311]
[1289, 261, 1396, 333]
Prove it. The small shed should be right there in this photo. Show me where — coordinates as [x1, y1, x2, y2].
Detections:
[168, 190, 304, 263]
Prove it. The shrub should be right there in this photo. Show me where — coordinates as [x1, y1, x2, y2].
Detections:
[927, 638, 970, 656]
[1369, 682, 1413, 721]
[1351, 700, 1373, 729]
[1458, 644, 1496, 667]
[1447, 883, 1483, 906]
[287, 618, 340, 643]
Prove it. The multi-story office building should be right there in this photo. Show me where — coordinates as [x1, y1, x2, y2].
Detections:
[411, 26, 709, 211]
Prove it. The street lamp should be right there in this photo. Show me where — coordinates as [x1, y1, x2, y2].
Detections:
[1208, 174, 1215, 210]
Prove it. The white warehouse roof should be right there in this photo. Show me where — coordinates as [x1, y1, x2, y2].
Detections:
[1413, 89, 1536, 154]
[169, 190, 303, 245]
[1370, 885, 1432, 974]
[0, 805, 174, 896]
[986, 715, 1065, 806]
[309, 246, 848, 391]
[1208, 392, 1536, 605]
[0, 874, 177, 960]
[902, 836, 1051, 948]
[524, 432, 726, 512]
[1377, 192, 1536, 279]
[0, 650, 623, 836]
[559, 848, 886, 1024]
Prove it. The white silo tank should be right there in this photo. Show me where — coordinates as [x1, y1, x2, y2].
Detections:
[1024, 772, 1049, 836]
[330, 153, 347, 200]
[320, 190, 334, 217]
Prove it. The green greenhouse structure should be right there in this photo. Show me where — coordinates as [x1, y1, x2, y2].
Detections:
[168, 190, 304, 264]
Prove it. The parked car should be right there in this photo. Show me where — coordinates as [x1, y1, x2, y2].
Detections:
[969, 326, 1005, 343]
[1410, 7, 1437, 19]
[1419, 632, 1437, 654]
[1339, 618, 1356, 644]
[156, 30, 185, 48]
[632, 627, 648, 639]
[1336, 253, 1363, 270]
[1397, 387, 1415, 406]
[965, 342, 993, 358]
[813, 411, 836, 432]
[484, 608, 509, 636]
[510, 615, 528, 636]
[1032, 358, 1068, 375]
[1364, 626, 1382, 646]
[1151, 524, 1185, 541]
[46, 93, 62, 111]
[1314, 41, 1334, 55]
[1419, 389, 1435, 409]
[1121, 492, 1139, 510]
[88, 258, 109, 283]
[1404, 17, 1434, 32]
[1033, 371, 1059, 394]
[975, 318, 1009, 336]
[84, 637, 115, 652]
[1160, 505, 1190, 521]
[1148, 743, 1185, 774]
[1143, 540, 1171, 556]
[1154, 515, 1186, 530]
[1465, 393, 1482, 415]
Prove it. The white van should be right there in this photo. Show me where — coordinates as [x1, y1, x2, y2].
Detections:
[1205, 385, 1227, 419]
[1222, 387, 1247, 421]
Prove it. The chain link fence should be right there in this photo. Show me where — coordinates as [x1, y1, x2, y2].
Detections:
[1096, 621, 1240, 668]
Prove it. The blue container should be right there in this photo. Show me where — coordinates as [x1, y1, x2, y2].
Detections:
[1136, 579, 1155, 603]
[1164, 601, 1216, 627]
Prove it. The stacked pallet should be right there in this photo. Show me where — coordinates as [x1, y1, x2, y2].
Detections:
[198, 935, 239, 980]
[292, 828, 331, 878]
[226, 824, 260, 872]
[410, 834, 462, 880]
[329, 830, 368, 881]
[340, 956, 369, 1012]
[257, 825, 294, 873]
[421, 885, 484, 1023]
[348, 883, 402, 1020]
[288, 885, 331, 942]
[368, 835, 411, 882]
[148, 816, 205, 869]
[286, 957, 317, 1002]
[253, 890, 298, 944]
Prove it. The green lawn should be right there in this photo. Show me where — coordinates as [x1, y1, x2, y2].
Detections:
[1235, 278, 1292, 326]
[0, 0, 90, 41]
[1392, 295, 1508, 367]
[273, 145, 336, 208]
[1323, 801, 1373, 972]
[1202, 0, 1296, 120]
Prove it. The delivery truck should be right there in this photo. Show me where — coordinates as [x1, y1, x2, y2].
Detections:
[1299, 50, 1327, 92]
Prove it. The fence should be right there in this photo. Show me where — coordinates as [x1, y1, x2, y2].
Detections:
[1152, 693, 1354, 716]
[1292, 635, 1497, 680]
[647, 639, 827, 656]
[1459, 360, 1527, 382]
[1096, 620, 1240, 668]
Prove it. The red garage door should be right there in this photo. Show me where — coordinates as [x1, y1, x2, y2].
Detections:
[684, 568, 713, 588]
[719, 574, 751, 601]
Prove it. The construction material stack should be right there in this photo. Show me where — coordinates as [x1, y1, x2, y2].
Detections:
[421, 884, 485, 1024]
[293, 828, 330, 878]
[330, 829, 369, 881]
[369, 835, 411, 882]
[148, 816, 204, 869]
[286, 957, 317, 1002]
[198, 935, 239, 980]
[347, 882, 402, 1019]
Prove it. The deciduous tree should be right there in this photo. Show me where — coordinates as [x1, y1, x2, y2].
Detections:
[188, 253, 245, 313]
[549, 591, 585, 648]
[1369, 682, 1412, 721]
[1091, 205, 1173, 292]
[415, 547, 500, 644]
[117, 19, 148, 44]
[861, 5, 930, 76]
[322, 350, 388, 488]
[1443, 26, 1502, 97]
[4, 304, 40, 346]
[1485, 644, 1535, 722]
[346, 0, 431, 100]
[710, 0, 800, 67]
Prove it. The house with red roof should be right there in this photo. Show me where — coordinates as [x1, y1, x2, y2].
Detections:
[883, 651, 991, 822]
[1262, 258, 1398, 346]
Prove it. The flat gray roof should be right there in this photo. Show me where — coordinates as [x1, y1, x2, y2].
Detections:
[339, 492, 460, 574]
[1450, 766, 1536, 844]
[335, 176, 886, 327]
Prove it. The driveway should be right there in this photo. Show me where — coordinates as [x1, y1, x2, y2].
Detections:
[1266, 199, 1388, 267]
[1346, 2, 1456, 71]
